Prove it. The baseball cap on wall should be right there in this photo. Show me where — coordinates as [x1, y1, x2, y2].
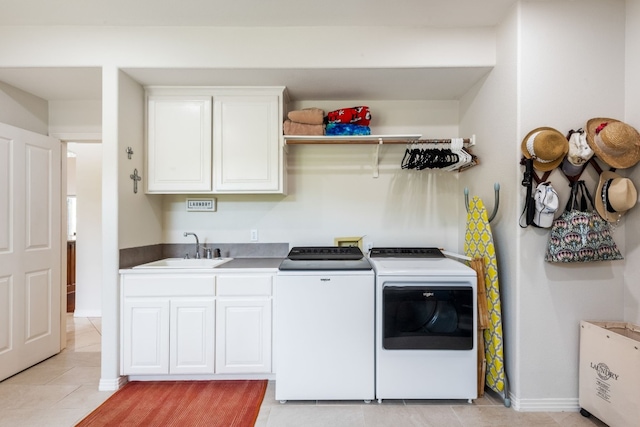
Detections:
[533, 182, 559, 228]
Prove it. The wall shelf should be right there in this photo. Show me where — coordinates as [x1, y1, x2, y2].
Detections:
[284, 135, 422, 145]
[284, 134, 476, 178]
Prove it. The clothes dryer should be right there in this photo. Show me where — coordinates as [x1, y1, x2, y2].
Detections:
[369, 248, 477, 402]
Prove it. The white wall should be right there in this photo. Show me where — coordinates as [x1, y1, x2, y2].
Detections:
[515, 0, 626, 410]
[100, 67, 121, 390]
[49, 99, 102, 138]
[117, 72, 163, 250]
[67, 155, 76, 196]
[68, 143, 103, 317]
[162, 100, 467, 252]
[459, 0, 519, 405]
[624, 0, 640, 325]
[0, 27, 495, 69]
[0, 81, 48, 134]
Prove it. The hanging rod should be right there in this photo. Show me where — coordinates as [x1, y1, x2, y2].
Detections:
[283, 134, 476, 146]
[283, 134, 421, 144]
[409, 136, 475, 146]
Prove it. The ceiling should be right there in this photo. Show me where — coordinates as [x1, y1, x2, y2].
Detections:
[0, 0, 517, 102]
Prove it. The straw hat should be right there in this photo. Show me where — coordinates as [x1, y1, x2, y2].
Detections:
[595, 171, 638, 222]
[586, 118, 640, 169]
[521, 127, 569, 171]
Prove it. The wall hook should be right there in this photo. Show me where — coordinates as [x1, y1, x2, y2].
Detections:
[126, 147, 134, 159]
[464, 182, 500, 223]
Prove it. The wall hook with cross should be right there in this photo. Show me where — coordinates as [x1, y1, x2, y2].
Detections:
[130, 168, 142, 194]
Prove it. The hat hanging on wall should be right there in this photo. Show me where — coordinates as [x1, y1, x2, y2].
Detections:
[595, 170, 638, 222]
[585, 118, 640, 169]
[533, 182, 559, 228]
[521, 127, 569, 171]
[561, 130, 594, 177]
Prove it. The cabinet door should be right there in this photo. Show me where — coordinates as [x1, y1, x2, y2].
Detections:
[122, 299, 170, 375]
[170, 299, 215, 374]
[213, 95, 281, 193]
[147, 96, 212, 193]
[215, 298, 272, 374]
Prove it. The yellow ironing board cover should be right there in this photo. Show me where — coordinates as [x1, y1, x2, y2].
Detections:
[464, 196, 506, 396]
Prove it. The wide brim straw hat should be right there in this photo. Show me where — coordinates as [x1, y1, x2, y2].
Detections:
[586, 118, 640, 169]
[521, 127, 569, 171]
[595, 170, 638, 222]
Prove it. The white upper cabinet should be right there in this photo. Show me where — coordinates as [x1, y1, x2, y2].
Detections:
[146, 95, 213, 193]
[145, 87, 286, 194]
[213, 89, 284, 193]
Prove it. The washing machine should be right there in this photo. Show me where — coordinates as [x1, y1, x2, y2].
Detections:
[369, 247, 477, 402]
[276, 246, 375, 402]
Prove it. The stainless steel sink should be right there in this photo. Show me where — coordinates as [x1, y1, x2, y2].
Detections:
[132, 258, 233, 269]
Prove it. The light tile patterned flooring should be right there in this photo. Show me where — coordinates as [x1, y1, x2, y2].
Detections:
[0, 315, 609, 427]
[0, 316, 111, 426]
[255, 385, 609, 427]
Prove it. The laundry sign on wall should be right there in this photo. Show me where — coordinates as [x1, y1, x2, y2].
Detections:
[186, 198, 217, 212]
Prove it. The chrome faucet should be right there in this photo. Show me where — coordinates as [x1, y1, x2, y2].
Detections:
[183, 232, 201, 259]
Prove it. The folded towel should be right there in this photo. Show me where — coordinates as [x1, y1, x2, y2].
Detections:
[325, 123, 371, 136]
[283, 119, 325, 136]
[288, 108, 325, 125]
[326, 106, 371, 126]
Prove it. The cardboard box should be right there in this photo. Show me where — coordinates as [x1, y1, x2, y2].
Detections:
[579, 321, 640, 427]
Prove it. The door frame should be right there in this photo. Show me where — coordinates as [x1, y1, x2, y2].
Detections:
[52, 132, 101, 349]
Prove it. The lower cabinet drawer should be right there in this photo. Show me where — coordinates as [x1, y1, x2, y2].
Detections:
[216, 274, 272, 296]
[122, 274, 216, 297]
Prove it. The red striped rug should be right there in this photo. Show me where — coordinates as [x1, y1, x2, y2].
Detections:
[76, 380, 268, 427]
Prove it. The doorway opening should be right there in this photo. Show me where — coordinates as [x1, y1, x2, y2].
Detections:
[66, 142, 102, 318]
[67, 152, 77, 313]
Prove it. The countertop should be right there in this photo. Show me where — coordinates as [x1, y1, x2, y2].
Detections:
[120, 257, 285, 274]
[215, 257, 284, 269]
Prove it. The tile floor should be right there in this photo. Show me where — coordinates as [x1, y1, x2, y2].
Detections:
[0, 315, 609, 427]
[0, 316, 111, 426]
[255, 385, 609, 427]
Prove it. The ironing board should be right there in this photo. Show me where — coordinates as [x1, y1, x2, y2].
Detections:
[464, 196, 510, 407]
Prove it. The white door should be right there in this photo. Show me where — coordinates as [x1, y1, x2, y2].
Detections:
[170, 299, 215, 374]
[122, 298, 170, 375]
[146, 95, 212, 193]
[0, 123, 62, 381]
[215, 298, 272, 374]
[213, 94, 281, 192]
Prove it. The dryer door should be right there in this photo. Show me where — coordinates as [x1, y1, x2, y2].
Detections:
[382, 285, 474, 350]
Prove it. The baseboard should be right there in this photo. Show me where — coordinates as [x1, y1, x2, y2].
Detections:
[99, 375, 128, 391]
[127, 373, 276, 381]
[73, 309, 102, 317]
[510, 393, 580, 412]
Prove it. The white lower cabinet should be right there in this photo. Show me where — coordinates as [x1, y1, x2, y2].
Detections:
[170, 299, 215, 374]
[215, 274, 273, 374]
[120, 271, 274, 377]
[120, 274, 216, 376]
[122, 299, 170, 375]
[122, 297, 215, 375]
